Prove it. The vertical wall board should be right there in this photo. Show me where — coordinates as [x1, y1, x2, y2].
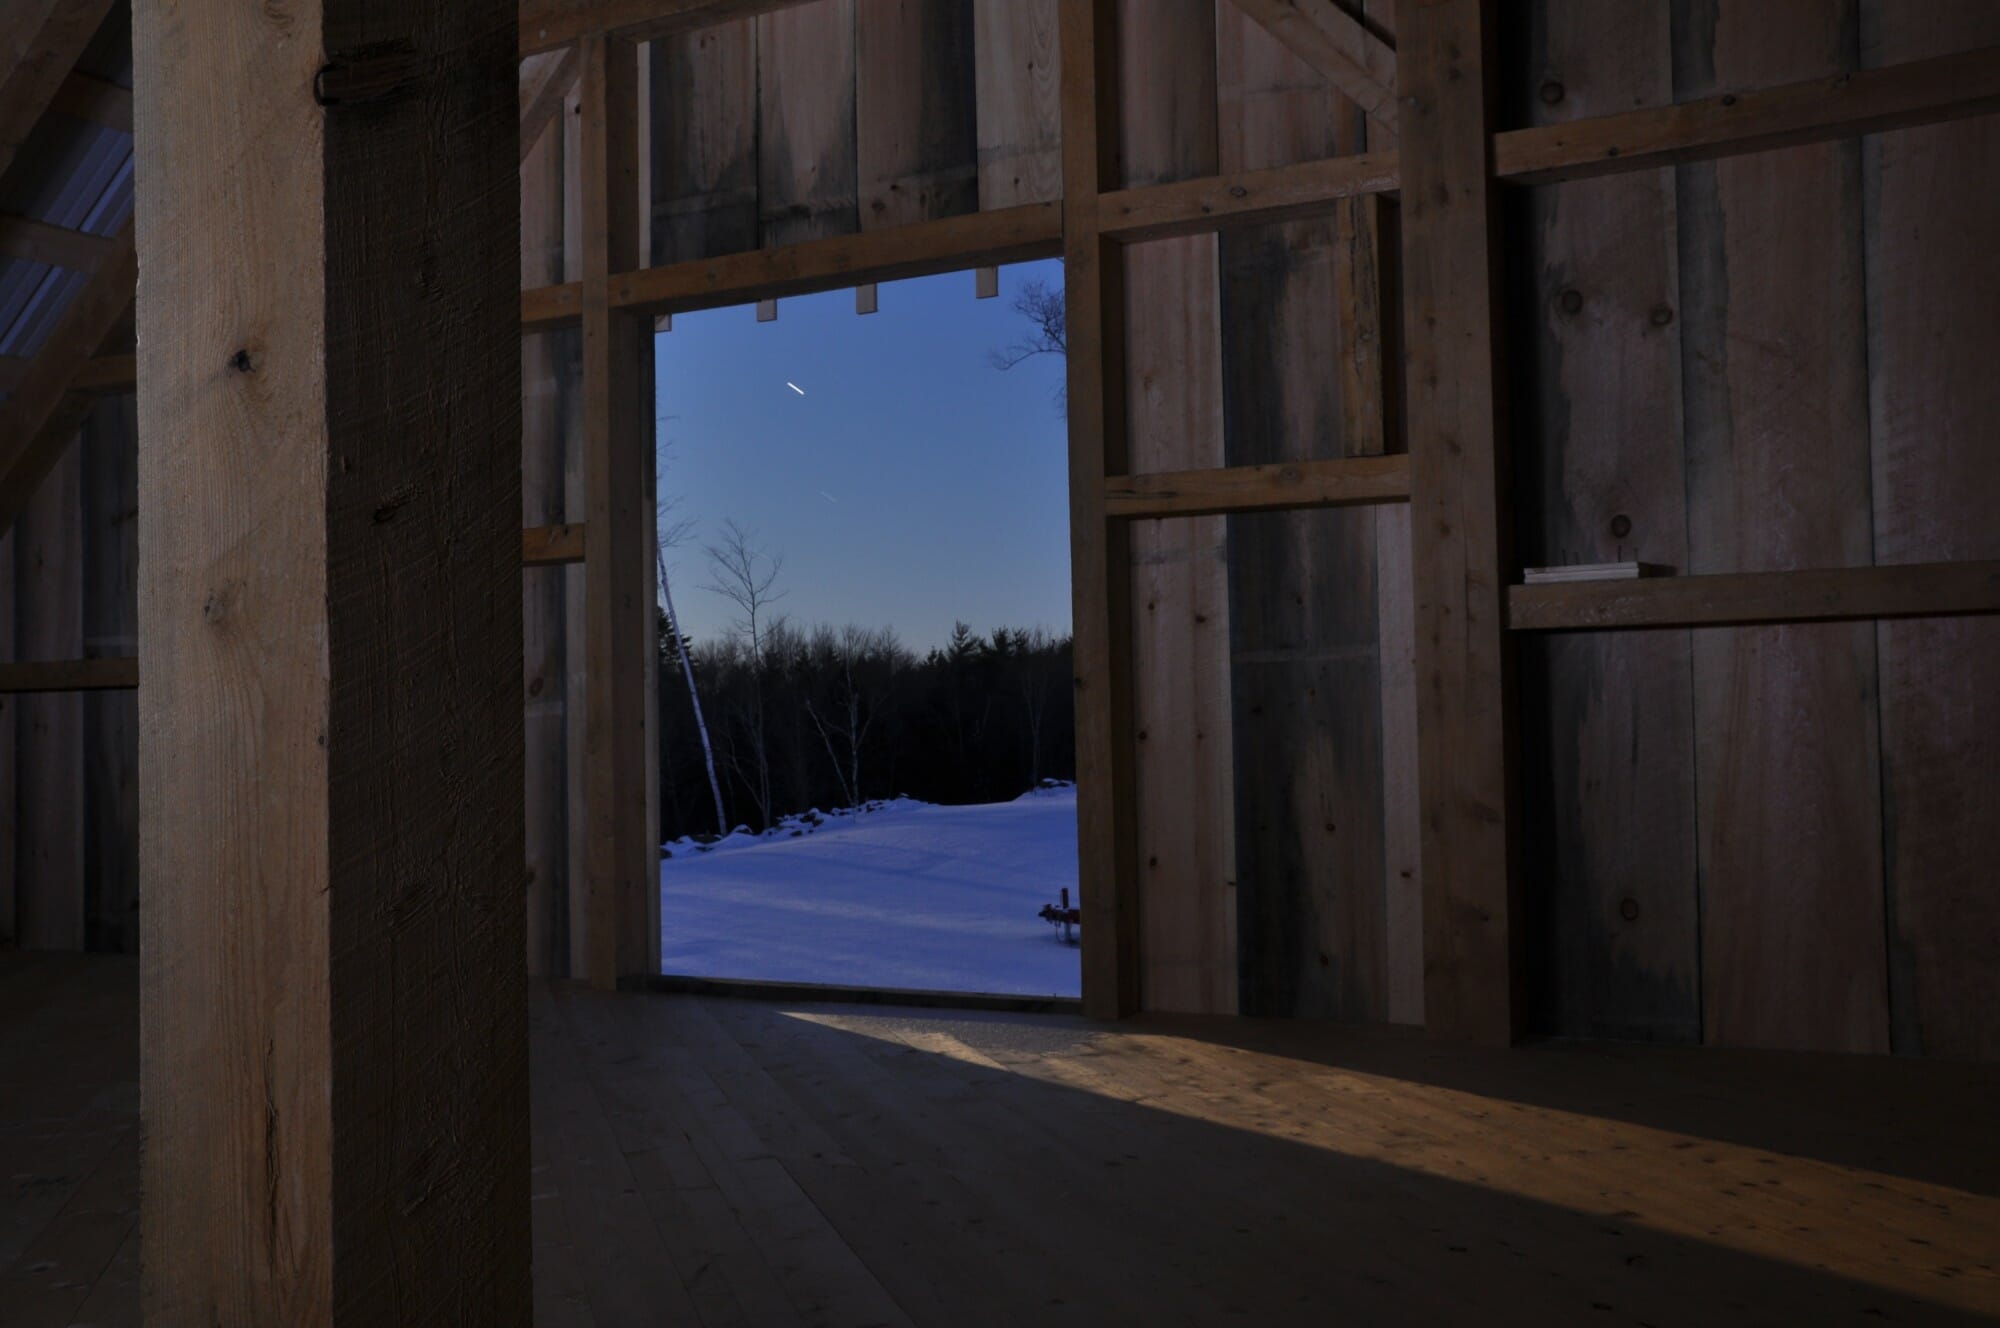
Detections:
[1374, 501, 1420, 1023]
[1126, 250, 1234, 1015]
[80, 394, 138, 954]
[564, 78, 593, 977]
[15, 442, 83, 952]
[1862, 3, 2000, 1060]
[1674, 0, 1888, 1055]
[1510, 1, 1700, 1042]
[1216, 3, 1388, 1021]
[649, 19, 758, 264]
[757, 0, 859, 249]
[972, 0, 1060, 208]
[857, 0, 978, 229]
[1116, 0, 1234, 1014]
[524, 119, 572, 978]
[0, 526, 14, 947]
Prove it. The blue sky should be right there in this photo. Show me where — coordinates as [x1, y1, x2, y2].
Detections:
[654, 258, 1071, 655]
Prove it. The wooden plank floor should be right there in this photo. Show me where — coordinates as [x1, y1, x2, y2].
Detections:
[2, 955, 1997, 1325]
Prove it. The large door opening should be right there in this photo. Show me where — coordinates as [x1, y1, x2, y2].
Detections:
[652, 261, 1080, 999]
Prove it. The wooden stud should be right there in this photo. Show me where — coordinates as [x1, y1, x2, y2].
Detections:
[133, 0, 530, 1317]
[579, 32, 661, 990]
[1397, 0, 1520, 1045]
[974, 266, 999, 299]
[755, 298, 777, 321]
[1060, 0, 1139, 1019]
[855, 283, 878, 315]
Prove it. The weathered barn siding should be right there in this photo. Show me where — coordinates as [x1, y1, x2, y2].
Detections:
[1511, 0, 1702, 1043]
[1863, 0, 2000, 1060]
[1116, 1, 1237, 1015]
[1508, 0, 2000, 1055]
[649, 0, 1047, 261]
[78, 392, 136, 954]
[13, 443, 83, 950]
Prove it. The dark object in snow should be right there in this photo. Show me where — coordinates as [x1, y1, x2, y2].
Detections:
[1040, 887, 1080, 944]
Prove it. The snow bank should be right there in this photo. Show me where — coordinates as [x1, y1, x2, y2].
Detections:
[660, 785, 1081, 996]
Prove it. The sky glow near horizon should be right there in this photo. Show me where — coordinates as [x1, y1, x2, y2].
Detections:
[654, 258, 1071, 655]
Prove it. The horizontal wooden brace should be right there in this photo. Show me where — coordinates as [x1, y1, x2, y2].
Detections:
[1506, 560, 2000, 632]
[1495, 44, 2000, 186]
[0, 214, 114, 271]
[0, 656, 137, 693]
[523, 201, 1062, 331]
[521, 0, 816, 57]
[0, 352, 134, 393]
[1106, 454, 1410, 520]
[522, 521, 585, 565]
[1097, 153, 1399, 244]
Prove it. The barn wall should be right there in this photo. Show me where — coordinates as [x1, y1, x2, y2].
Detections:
[1, 394, 137, 954]
[1507, 0, 2000, 1056]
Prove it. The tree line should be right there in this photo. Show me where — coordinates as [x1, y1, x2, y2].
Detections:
[654, 523, 1074, 842]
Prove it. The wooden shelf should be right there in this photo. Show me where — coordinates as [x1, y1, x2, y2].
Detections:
[1506, 560, 2000, 631]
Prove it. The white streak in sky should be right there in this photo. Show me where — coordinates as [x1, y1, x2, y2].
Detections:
[819, 491, 839, 504]
[787, 381, 806, 396]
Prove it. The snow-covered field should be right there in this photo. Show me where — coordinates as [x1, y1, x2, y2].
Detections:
[659, 785, 1082, 997]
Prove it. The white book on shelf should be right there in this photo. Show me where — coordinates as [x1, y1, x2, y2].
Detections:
[1520, 561, 1674, 584]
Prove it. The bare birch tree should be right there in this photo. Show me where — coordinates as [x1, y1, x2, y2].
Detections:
[702, 520, 786, 830]
[657, 501, 727, 836]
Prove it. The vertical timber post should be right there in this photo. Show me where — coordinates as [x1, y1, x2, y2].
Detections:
[1397, 0, 1522, 1044]
[1060, 0, 1140, 1018]
[580, 32, 660, 990]
[135, 0, 531, 1320]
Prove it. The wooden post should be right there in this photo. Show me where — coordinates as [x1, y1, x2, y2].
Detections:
[134, 1, 530, 1319]
[1396, 0, 1521, 1043]
[1060, 0, 1140, 1018]
[579, 32, 660, 990]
